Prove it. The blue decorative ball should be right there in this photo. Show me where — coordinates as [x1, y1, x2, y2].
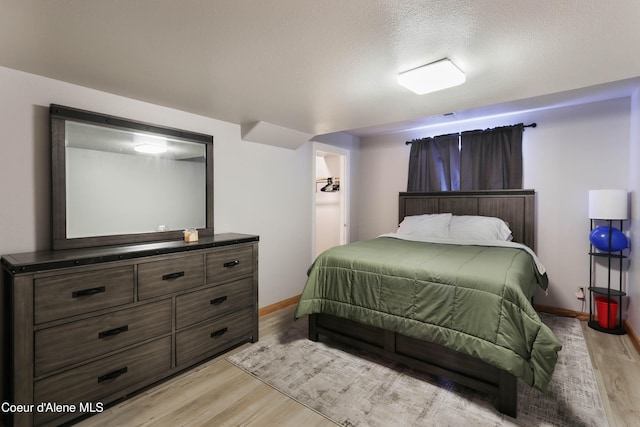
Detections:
[589, 226, 628, 251]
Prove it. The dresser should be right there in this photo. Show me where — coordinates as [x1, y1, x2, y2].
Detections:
[1, 233, 258, 426]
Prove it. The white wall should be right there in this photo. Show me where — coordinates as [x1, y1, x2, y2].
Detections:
[357, 98, 631, 311]
[628, 88, 640, 334]
[1, 64, 634, 318]
[0, 66, 312, 308]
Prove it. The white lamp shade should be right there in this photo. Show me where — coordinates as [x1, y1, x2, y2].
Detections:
[588, 189, 628, 220]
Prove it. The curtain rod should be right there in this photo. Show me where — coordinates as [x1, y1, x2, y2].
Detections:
[405, 122, 537, 145]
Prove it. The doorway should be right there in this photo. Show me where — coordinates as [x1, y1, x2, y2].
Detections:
[312, 142, 349, 259]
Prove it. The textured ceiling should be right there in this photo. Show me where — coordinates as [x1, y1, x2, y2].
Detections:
[1, 1, 639, 137]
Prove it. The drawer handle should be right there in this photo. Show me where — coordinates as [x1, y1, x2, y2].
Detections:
[162, 271, 185, 280]
[98, 367, 128, 383]
[210, 327, 228, 338]
[72, 286, 106, 298]
[98, 325, 129, 339]
[223, 260, 240, 268]
[210, 296, 228, 305]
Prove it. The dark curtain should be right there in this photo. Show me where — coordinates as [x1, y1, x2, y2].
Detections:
[460, 124, 523, 190]
[407, 133, 460, 191]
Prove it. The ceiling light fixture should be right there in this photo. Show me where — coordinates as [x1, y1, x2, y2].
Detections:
[397, 58, 466, 95]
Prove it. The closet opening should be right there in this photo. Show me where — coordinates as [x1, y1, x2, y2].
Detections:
[312, 143, 349, 260]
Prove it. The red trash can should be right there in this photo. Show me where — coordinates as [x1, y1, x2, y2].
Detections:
[595, 296, 618, 329]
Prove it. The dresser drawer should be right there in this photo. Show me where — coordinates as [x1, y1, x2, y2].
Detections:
[34, 266, 134, 324]
[176, 307, 254, 367]
[138, 254, 204, 300]
[34, 336, 171, 425]
[176, 277, 254, 330]
[35, 300, 171, 376]
[206, 246, 253, 285]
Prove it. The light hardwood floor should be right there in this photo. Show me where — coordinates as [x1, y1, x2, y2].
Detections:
[581, 323, 640, 427]
[75, 306, 640, 427]
[76, 306, 332, 427]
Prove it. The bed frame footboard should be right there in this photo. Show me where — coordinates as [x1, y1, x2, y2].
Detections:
[308, 313, 517, 418]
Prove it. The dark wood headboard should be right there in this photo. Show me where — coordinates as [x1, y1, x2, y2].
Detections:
[399, 190, 536, 251]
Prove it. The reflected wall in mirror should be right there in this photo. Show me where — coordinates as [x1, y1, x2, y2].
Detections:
[51, 105, 214, 250]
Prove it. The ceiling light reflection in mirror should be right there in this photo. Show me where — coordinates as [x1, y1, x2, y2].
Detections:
[133, 133, 167, 154]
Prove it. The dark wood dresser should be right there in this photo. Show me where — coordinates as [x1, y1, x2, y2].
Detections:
[1, 233, 258, 426]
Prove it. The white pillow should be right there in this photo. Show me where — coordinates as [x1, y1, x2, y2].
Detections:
[448, 215, 513, 241]
[397, 213, 452, 238]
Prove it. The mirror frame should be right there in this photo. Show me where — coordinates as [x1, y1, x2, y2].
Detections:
[50, 104, 214, 250]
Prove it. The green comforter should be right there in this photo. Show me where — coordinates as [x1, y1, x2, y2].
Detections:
[294, 236, 562, 391]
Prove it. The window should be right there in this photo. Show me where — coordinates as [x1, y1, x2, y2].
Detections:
[407, 124, 524, 191]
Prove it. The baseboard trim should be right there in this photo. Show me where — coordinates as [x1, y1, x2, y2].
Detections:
[624, 320, 640, 356]
[533, 304, 589, 321]
[259, 294, 300, 317]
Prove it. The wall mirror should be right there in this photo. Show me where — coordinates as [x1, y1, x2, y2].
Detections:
[51, 104, 214, 250]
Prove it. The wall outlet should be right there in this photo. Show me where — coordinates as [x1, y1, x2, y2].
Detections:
[575, 287, 585, 300]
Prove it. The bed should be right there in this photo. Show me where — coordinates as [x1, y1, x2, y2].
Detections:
[294, 190, 562, 417]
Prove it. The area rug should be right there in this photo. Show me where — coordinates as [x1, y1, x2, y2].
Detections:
[227, 314, 607, 426]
